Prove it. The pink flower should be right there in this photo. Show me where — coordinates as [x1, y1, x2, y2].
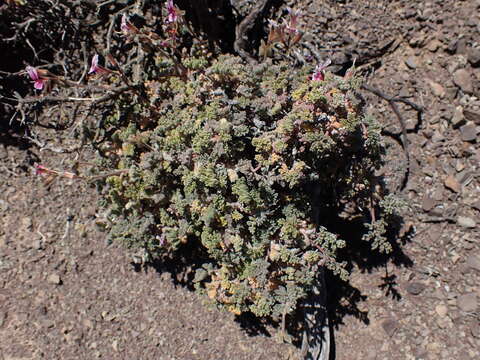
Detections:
[121, 14, 138, 35]
[312, 59, 331, 82]
[88, 54, 112, 75]
[285, 7, 301, 33]
[166, 0, 178, 23]
[34, 164, 48, 176]
[26, 66, 46, 90]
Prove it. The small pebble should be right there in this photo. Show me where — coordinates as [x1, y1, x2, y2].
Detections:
[406, 282, 426, 295]
[444, 175, 461, 193]
[47, 274, 61, 285]
[460, 122, 477, 142]
[457, 293, 477, 312]
[457, 216, 476, 228]
[435, 304, 448, 317]
[466, 255, 480, 271]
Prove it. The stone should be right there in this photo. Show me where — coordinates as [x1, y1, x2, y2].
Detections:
[406, 282, 426, 295]
[47, 274, 61, 285]
[444, 175, 461, 193]
[435, 304, 448, 317]
[459, 122, 477, 142]
[405, 56, 418, 69]
[426, 39, 442, 52]
[464, 109, 480, 125]
[0, 311, 6, 327]
[447, 39, 458, 54]
[457, 293, 477, 312]
[382, 318, 398, 337]
[456, 38, 468, 55]
[422, 196, 436, 212]
[451, 106, 466, 128]
[468, 47, 480, 67]
[428, 79, 446, 98]
[453, 69, 474, 94]
[457, 216, 476, 228]
[466, 255, 480, 271]
[21, 217, 33, 230]
[472, 200, 480, 211]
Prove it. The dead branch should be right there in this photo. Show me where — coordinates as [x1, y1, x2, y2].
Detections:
[361, 83, 424, 191]
[234, 0, 271, 63]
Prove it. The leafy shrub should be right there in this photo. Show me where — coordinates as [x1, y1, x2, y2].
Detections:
[16, 1, 400, 321]
[97, 54, 396, 319]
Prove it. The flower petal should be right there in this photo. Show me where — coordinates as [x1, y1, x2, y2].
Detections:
[88, 54, 99, 74]
[26, 66, 39, 81]
[34, 80, 44, 90]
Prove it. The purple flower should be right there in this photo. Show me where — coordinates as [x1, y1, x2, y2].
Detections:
[285, 7, 301, 33]
[121, 14, 138, 35]
[166, 0, 178, 23]
[121, 14, 129, 33]
[26, 66, 46, 90]
[312, 59, 331, 82]
[88, 54, 111, 75]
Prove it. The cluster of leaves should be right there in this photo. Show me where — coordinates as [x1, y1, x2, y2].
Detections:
[96, 53, 397, 319]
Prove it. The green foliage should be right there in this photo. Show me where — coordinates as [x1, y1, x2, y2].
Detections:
[97, 55, 399, 319]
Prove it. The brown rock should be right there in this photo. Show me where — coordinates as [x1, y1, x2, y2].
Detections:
[444, 175, 461, 193]
[453, 69, 474, 94]
[426, 39, 442, 52]
[457, 216, 476, 228]
[459, 122, 478, 142]
[435, 304, 448, 317]
[405, 56, 418, 69]
[428, 79, 446, 98]
[467, 47, 480, 67]
[47, 273, 61, 285]
[457, 293, 477, 312]
[466, 255, 480, 271]
[451, 106, 466, 128]
[422, 196, 436, 212]
[456, 38, 468, 55]
[406, 282, 426, 295]
[382, 318, 398, 337]
[464, 109, 480, 125]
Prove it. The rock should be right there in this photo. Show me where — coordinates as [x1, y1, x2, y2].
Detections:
[451, 106, 466, 128]
[457, 216, 476, 228]
[112, 340, 119, 351]
[428, 79, 446, 98]
[444, 175, 461, 193]
[422, 196, 436, 212]
[457, 293, 477, 312]
[466, 255, 480, 271]
[447, 39, 458, 54]
[0, 199, 8, 212]
[406, 282, 426, 295]
[405, 56, 418, 69]
[47, 274, 61, 285]
[468, 47, 480, 67]
[0, 311, 6, 327]
[382, 318, 398, 337]
[435, 304, 448, 317]
[456, 38, 468, 55]
[21, 217, 33, 230]
[426, 39, 442, 52]
[453, 69, 474, 94]
[464, 109, 480, 124]
[459, 122, 477, 142]
[472, 200, 480, 211]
